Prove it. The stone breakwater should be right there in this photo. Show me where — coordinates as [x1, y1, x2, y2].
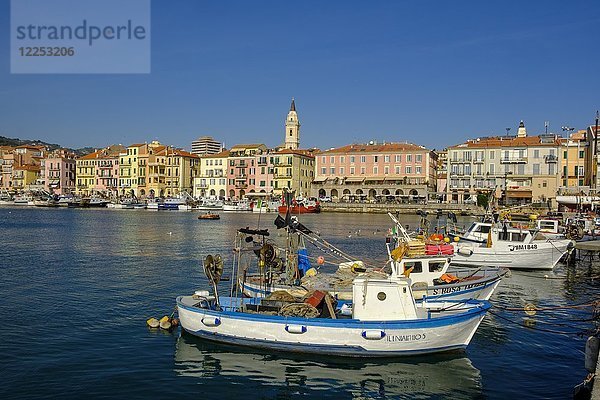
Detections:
[320, 202, 481, 214]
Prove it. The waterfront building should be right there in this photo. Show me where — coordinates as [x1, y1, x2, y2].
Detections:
[284, 99, 300, 150]
[272, 149, 314, 198]
[44, 149, 76, 195]
[194, 150, 229, 199]
[560, 130, 587, 189]
[226, 144, 268, 199]
[145, 142, 199, 198]
[0, 146, 14, 190]
[435, 149, 448, 202]
[118, 143, 149, 197]
[447, 121, 561, 206]
[76, 145, 124, 197]
[312, 142, 437, 202]
[9, 145, 45, 191]
[191, 136, 223, 156]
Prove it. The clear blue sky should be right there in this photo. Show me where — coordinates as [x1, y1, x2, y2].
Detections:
[1, 0, 599, 151]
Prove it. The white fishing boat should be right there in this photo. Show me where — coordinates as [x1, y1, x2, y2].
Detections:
[194, 197, 224, 211]
[252, 200, 280, 213]
[450, 221, 574, 270]
[241, 213, 506, 301]
[146, 198, 160, 210]
[177, 260, 491, 357]
[13, 194, 34, 206]
[222, 200, 252, 212]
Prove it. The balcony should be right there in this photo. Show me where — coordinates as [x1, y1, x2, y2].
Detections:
[500, 156, 527, 164]
[544, 155, 558, 163]
[274, 173, 292, 179]
[473, 158, 485, 164]
[235, 183, 248, 189]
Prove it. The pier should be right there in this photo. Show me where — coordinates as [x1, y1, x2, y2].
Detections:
[320, 202, 481, 215]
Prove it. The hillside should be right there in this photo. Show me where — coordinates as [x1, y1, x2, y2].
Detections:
[0, 135, 95, 156]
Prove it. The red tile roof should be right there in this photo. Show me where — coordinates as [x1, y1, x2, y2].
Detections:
[449, 135, 560, 148]
[319, 142, 427, 154]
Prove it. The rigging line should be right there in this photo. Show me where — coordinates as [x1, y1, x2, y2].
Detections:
[487, 309, 590, 336]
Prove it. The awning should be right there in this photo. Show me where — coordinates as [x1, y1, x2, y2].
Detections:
[507, 190, 532, 199]
[312, 177, 328, 183]
[364, 176, 387, 182]
[345, 177, 365, 182]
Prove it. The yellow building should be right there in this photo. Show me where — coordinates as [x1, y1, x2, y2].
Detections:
[118, 143, 149, 197]
[194, 150, 229, 198]
[560, 130, 587, 188]
[145, 143, 199, 197]
[272, 149, 314, 198]
[12, 165, 41, 190]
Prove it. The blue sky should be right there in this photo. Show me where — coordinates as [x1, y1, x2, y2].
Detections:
[0, 0, 599, 151]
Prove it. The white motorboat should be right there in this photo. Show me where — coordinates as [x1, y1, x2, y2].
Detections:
[222, 200, 252, 212]
[194, 198, 224, 211]
[450, 221, 574, 270]
[252, 200, 280, 213]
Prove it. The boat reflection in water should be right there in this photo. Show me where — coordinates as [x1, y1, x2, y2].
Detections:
[174, 333, 483, 399]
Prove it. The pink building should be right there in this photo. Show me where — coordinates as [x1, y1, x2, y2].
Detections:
[312, 142, 437, 203]
[226, 144, 268, 199]
[44, 149, 76, 195]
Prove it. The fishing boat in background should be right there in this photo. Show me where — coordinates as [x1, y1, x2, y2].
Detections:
[194, 197, 224, 211]
[222, 200, 252, 212]
[278, 197, 320, 214]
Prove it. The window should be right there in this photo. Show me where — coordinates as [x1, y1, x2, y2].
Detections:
[384, 155, 390, 162]
[415, 166, 422, 174]
[330, 156, 335, 164]
[406, 154, 412, 162]
[395, 155, 401, 162]
[330, 167, 335, 174]
[384, 166, 389, 174]
[340, 167, 345, 174]
[564, 150, 568, 158]
[549, 164, 555, 175]
[360, 156, 366, 163]
[340, 156, 345, 163]
[373, 166, 378, 174]
[534, 150, 540, 159]
[350, 156, 355, 163]
[321, 167, 326, 174]
[350, 167, 355, 175]
[405, 166, 412, 174]
[474, 225, 490, 233]
[429, 262, 444, 273]
[533, 164, 540, 175]
[489, 151, 495, 160]
[404, 261, 422, 273]
[415, 154, 422, 163]
[580, 150, 585, 159]
[395, 166, 401, 174]
[360, 167, 366, 174]
[374, 156, 379, 162]
[517, 164, 525, 175]
[489, 164, 495, 174]
[321, 156, 326, 164]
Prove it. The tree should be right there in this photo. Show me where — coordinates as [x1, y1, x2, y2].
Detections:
[477, 194, 488, 209]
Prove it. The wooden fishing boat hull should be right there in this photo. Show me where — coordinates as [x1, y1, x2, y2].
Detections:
[278, 204, 321, 214]
[177, 295, 490, 357]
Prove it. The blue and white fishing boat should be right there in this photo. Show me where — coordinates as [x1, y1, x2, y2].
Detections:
[177, 265, 491, 357]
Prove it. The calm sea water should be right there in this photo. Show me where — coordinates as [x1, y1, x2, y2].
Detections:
[1, 207, 598, 399]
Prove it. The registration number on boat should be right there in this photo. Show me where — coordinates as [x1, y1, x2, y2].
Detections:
[508, 244, 538, 251]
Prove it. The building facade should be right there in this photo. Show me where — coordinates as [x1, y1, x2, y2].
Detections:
[226, 144, 268, 199]
[447, 123, 561, 206]
[76, 145, 124, 196]
[272, 149, 314, 198]
[44, 149, 76, 195]
[194, 150, 229, 199]
[312, 142, 437, 202]
[191, 136, 223, 156]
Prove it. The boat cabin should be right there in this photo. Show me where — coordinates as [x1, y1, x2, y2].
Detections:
[352, 276, 422, 321]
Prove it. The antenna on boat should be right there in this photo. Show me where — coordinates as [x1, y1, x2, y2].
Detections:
[203, 254, 224, 305]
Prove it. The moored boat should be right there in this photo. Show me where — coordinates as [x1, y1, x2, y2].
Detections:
[198, 212, 220, 220]
[278, 197, 320, 214]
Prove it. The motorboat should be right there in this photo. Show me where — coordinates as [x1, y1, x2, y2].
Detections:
[198, 212, 220, 220]
[278, 197, 320, 214]
[252, 200, 280, 214]
[450, 221, 574, 270]
[222, 200, 252, 212]
[194, 198, 224, 211]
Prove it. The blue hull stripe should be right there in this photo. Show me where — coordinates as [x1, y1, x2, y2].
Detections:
[177, 297, 490, 329]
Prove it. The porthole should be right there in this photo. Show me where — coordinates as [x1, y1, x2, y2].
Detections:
[377, 292, 386, 301]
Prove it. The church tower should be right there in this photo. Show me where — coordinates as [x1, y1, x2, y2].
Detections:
[285, 98, 300, 150]
[516, 120, 527, 138]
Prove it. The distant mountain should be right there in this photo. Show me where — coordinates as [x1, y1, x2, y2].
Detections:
[0, 135, 95, 156]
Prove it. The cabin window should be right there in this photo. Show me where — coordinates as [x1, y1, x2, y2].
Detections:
[474, 225, 490, 233]
[429, 262, 444, 273]
[404, 261, 423, 273]
[377, 292, 386, 301]
[511, 232, 527, 242]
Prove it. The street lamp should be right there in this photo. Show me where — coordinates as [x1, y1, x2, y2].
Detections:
[503, 171, 513, 206]
[505, 127, 511, 137]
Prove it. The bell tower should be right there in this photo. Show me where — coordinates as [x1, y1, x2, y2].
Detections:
[285, 98, 300, 150]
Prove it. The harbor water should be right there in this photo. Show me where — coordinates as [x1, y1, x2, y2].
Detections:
[1, 207, 598, 399]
